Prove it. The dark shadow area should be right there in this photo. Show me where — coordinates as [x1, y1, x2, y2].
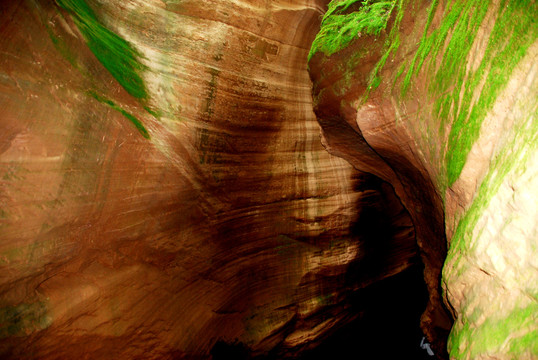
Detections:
[211, 340, 250, 360]
[210, 265, 436, 360]
[211, 175, 448, 360]
[298, 264, 435, 360]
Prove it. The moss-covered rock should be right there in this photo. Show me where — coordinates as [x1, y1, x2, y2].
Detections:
[308, 0, 538, 358]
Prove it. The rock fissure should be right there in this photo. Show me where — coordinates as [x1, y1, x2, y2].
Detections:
[1, 0, 536, 359]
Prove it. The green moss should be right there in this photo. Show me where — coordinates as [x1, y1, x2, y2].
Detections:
[443, 103, 537, 357]
[392, 59, 406, 86]
[448, 320, 471, 358]
[143, 106, 161, 118]
[445, 0, 537, 185]
[365, 0, 405, 93]
[448, 303, 538, 358]
[0, 301, 51, 338]
[308, 0, 397, 61]
[510, 329, 538, 356]
[444, 105, 537, 273]
[88, 91, 150, 139]
[400, 0, 439, 96]
[56, 0, 148, 99]
[398, 0, 537, 186]
[118, 109, 150, 139]
[317, 293, 335, 306]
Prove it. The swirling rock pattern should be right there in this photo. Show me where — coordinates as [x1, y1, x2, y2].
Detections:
[0, 0, 419, 358]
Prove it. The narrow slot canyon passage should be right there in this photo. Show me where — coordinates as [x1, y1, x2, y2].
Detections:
[300, 264, 433, 360]
[210, 174, 450, 360]
[211, 265, 434, 360]
[1, 0, 536, 359]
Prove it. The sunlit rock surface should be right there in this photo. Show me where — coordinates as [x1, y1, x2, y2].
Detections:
[308, 0, 537, 359]
[0, 0, 419, 358]
[2, 0, 536, 359]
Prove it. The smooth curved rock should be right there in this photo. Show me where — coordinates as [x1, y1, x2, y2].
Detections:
[0, 0, 419, 358]
[308, 0, 537, 359]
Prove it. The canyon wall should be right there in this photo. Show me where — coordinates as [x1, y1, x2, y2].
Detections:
[308, 0, 537, 359]
[1, 0, 536, 359]
[0, 0, 419, 358]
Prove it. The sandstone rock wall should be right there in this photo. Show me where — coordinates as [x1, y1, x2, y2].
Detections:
[308, 0, 537, 359]
[0, 0, 419, 358]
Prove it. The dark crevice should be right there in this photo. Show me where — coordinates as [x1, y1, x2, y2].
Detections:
[211, 174, 447, 360]
[210, 265, 435, 360]
[298, 264, 436, 360]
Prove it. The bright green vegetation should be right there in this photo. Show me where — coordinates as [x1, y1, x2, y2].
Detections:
[365, 0, 405, 93]
[144, 106, 161, 118]
[444, 105, 537, 278]
[399, 0, 538, 186]
[399, 0, 440, 96]
[0, 301, 51, 338]
[88, 91, 150, 139]
[308, 0, 397, 61]
[56, 0, 148, 99]
[310, 1, 537, 358]
[509, 324, 538, 356]
[448, 302, 538, 358]
[443, 104, 537, 358]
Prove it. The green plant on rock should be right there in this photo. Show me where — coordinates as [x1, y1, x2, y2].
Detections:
[56, 0, 148, 100]
[88, 91, 150, 139]
[398, 0, 537, 186]
[309, 0, 397, 61]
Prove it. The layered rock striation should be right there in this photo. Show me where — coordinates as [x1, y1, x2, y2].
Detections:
[1, 0, 419, 358]
[308, 0, 537, 359]
[2, 0, 535, 359]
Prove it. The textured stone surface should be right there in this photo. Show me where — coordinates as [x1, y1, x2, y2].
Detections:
[308, 0, 537, 359]
[3, 0, 535, 358]
[0, 0, 419, 358]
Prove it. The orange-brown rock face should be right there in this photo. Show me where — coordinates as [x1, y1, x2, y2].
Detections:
[0, 0, 420, 358]
[308, 1, 537, 359]
[308, 9, 452, 360]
